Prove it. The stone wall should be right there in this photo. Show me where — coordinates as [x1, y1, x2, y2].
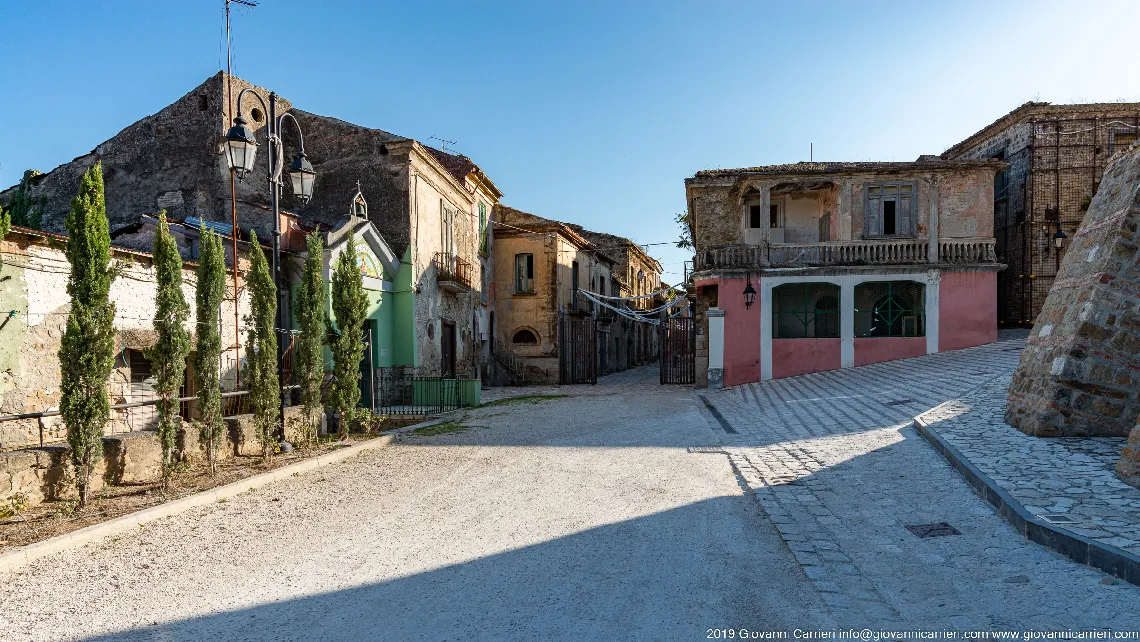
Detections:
[1006, 144, 1140, 437]
[1117, 419, 1140, 488]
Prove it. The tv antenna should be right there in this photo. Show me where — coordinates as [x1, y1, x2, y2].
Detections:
[430, 136, 457, 153]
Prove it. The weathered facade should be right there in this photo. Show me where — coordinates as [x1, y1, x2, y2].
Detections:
[491, 206, 614, 384]
[566, 225, 665, 373]
[0, 225, 253, 449]
[1006, 144, 1140, 438]
[0, 72, 503, 380]
[941, 102, 1140, 325]
[685, 159, 1006, 387]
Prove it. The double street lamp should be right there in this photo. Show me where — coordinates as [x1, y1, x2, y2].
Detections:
[224, 88, 316, 433]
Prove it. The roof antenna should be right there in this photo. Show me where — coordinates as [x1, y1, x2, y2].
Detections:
[810, 142, 813, 163]
[430, 136, 457, 153]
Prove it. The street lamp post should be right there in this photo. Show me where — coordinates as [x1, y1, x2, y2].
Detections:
[224, 88, 316, 437]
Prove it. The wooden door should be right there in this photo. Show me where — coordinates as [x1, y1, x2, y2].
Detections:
[441, 321, 456, 376]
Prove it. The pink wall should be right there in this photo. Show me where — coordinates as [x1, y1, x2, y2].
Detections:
[718, 276, 762, 386]
[772, 338, 842, 379]
[854, 337, 927, 367]
[939, 270, 998, 352]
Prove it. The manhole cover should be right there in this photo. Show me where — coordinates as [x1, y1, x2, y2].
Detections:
[1038, 514, 1078, 525]
[905, 522, 961, 538]
[688, 446, 726, 454]
[885, 399, 917, 407]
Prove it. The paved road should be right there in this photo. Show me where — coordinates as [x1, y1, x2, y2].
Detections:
[0, 367, 827, 642]
[703, 331, 1140, 630]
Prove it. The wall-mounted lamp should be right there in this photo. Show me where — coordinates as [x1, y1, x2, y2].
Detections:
[743, 272, 756, 309]
[1042, 220, 1067, 253]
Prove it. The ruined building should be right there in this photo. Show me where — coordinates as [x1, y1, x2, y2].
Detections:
[942, 102, 1140, 325]
[685, 159, 1005, 387]
[0, 72, 502, 381]
[1006, 143, 1140, 438]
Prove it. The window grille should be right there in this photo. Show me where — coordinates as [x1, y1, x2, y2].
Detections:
[854, 281, 925, 337]
[772, 283, 840, 339]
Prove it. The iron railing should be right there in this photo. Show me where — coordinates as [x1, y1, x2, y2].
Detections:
[373, 368, 480, 415]
[434, 252, 476, 291]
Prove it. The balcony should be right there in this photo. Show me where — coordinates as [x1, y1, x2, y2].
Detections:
[695, 238, 997, 271]
[434, 252, 475, 292]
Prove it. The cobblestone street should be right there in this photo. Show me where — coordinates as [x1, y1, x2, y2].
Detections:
[702, 331, 1140, 629]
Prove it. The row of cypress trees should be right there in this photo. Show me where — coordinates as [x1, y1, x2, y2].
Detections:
[57, 163, 370, 506]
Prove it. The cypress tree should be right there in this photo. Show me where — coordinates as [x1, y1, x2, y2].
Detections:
[148, 212, 191, 490]
[329, 235, 368, 439]
[294, 231, 327, 443]
[0, 205, 10, 269]
[245, 230, 279, 458]
[59, 163, 116, 508]
[194, 226, 226, 474]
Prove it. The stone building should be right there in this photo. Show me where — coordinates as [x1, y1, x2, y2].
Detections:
[1006, 143, 1140, 438]
[941, 101, 1140, 326]
[0, 224, 253, 449]
[491, 206, 615, 384]
[565, 225, 665, 372]
[685, 159, 1006, 387]
[0, 72, 503, 381]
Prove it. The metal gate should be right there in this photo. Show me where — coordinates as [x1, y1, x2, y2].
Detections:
[660, 317, 695, 384]
[559, 314, 596, 384]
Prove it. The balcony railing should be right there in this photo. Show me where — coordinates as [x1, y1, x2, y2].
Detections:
[695, 238, 997, 271]
[434, 252, 475, 292]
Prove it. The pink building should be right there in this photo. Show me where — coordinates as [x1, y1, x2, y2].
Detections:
[684, 159, 1006, 387]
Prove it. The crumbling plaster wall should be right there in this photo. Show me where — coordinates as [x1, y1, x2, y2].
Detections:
[0, 233, 251, 448]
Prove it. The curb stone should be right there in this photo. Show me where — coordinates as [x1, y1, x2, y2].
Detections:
[915, 412, 1140, 587]
[0, 417, 448, 573]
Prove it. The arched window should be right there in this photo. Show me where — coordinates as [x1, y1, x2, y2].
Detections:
[512, 329, 539, 345]
[772, 283, 841, 339]
[854, 281, 925, 337]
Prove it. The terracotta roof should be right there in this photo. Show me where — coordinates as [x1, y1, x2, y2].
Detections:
[426, 147, 475, 184]
[941, 101, 1140, 159]
[689, 159, 1005, 180]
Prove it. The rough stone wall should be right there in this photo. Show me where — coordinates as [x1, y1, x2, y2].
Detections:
[1006, 144, 1140, 437]
[1117, 418, 1140, 488]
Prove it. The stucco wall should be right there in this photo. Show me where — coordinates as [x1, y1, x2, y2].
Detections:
[938, 270, 998, 352]
[854, 337, 927, 367]
[718, 276, 762, 387]
[771, 339, 842, 379]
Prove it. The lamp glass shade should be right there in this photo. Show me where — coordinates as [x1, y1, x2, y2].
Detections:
[288, 152, 316, 201]
[1053, 232, 1065, 249]
[224, 118, 259, 176]
[743, 282, 757, 309]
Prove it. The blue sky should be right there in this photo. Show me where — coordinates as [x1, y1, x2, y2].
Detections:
[3, 0, 1139, 281]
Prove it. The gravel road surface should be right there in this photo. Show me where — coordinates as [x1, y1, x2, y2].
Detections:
[0, 367, 828, 641]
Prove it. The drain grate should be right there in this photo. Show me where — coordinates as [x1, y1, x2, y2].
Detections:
[1038, 514, 1078, 525]
[885, 399, 918, 407]
[905, 522, 961, 538]
[688, 446, 726, 454]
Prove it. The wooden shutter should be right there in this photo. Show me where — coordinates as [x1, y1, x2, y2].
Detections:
[865, 187, 882, 237]
[898, 189, 915, 237]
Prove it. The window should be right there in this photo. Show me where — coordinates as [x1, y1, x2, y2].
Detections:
[865, 182, 916, 238]
[512, 329, 538, 344]
[441, 200, 456, 257]
[1110, 130, 1139, 156]
[127, 349, 153, 383]
[854, 281, 925, 337]
[478, 201, 489, 255]
[770, 203, 781, 228]
[772, 283, 840, 339]
[515, 253, 534, 293]
[571, 261, 579, 308]
[749, 204, 764, 229]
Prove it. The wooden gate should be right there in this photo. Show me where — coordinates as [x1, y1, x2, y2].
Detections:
[559, 314, 596, 384]
[660, 317, 695, 384]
